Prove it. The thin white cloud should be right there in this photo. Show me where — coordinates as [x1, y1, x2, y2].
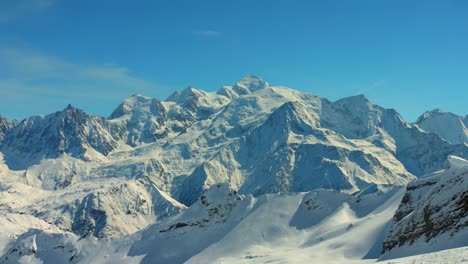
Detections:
[0, 0, 53, 23]
[0, 47, 157, 91]
[193, 30, 221, 37]
[0, 46, 172, 119]
[357, 80, 386, 95]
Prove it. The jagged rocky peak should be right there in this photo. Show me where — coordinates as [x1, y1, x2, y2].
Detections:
[1, 105, 118, 170]
[415, 109, 468, 144]
[61, 104, 87, 119]
[0, 114, 18, 143]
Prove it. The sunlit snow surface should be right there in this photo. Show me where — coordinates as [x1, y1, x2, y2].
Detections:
[1, 184, 466, 263]
[0, 76, 467, 263]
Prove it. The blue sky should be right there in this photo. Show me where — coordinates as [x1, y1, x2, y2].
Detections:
[0, 0, 467, 121]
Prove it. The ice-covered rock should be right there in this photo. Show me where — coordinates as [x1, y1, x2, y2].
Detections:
[1, 105, 118, 170]
[0, 116, 17, 144]
[381, 156, 468, 260]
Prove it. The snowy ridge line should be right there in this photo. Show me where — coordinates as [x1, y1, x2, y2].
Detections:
[0, 76, 467, 263]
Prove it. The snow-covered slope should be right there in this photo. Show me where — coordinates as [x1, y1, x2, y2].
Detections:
[1, 184, 407, 264]
[415, 109, 468, 144]
[381, 155, 468, 260]
[109, 89, 230, 147]
[0, 172, 186, 238]
[179, 100, 413, 205]
[381, 246, 468, 264]
[0, 75, 467, 263]
[321, 95, 468, 176]
[109, 94, 169, 146]
[217, 75, 270, 99]
[2, 183, 466, 263]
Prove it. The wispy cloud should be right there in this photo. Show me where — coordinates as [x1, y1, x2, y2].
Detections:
[193, 30, 221, 37]
[0, 47, 156, 91]
[0, 46, 171, 119]
[356, 80, 386, 95]
[0, 0, 53, 23]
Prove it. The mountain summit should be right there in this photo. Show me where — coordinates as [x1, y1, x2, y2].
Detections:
[217, 75, 270, 98]
[0, 76, 466, 263]
[415, 109, 468, 144]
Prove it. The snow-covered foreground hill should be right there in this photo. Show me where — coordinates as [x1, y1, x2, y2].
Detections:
[0, 76, 467, 263]
[1, 178, 466, 263]
[0, 184, 413, 263]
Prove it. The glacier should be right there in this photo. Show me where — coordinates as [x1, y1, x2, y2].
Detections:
[0, 75, 466, 263]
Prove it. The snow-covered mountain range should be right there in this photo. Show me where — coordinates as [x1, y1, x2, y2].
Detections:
[0, 76, 466, 263]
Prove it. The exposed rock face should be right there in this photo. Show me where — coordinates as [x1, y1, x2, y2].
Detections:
[69, 178, 186, 238]
[21, 177, 187, 238]
[129, 184, 247, 264]
[381, 156, 468, 259]
[0, 115, 17, 144]
[1, 105, 118, 170]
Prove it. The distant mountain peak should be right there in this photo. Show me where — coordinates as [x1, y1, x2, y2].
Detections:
[59, 104, 86, 117]
[109, 94, 160, 120]
[237, 74, 264, 83]
[2, 104, 118, 169]
[231, 75, 270, 95]
[166, 86, 204, 103]
[126, 93, 153, 102]
[335, 94, 370, 104]
[415, 109, 468, 144]
[417, 109, 458, 121]
[0, 115, 17, 143]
